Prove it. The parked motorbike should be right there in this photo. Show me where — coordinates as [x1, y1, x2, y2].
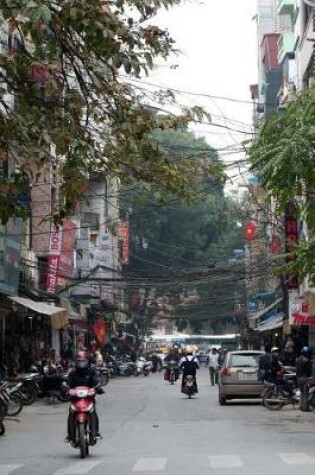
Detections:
[67, 386, 103, 458]
[97, 366, 110, 387]
[181, 375, 197, 399]
[134, 357, 152, 377]
[38, 370, 70, 402]
[10, 372, 42, 405]
[0, 401, 6, 435]
[0, 381, 24, 417]
[263, 369, 300, 411]
[300, 378, 315, 411]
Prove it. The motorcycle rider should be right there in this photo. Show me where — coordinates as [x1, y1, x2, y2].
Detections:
[180, 351, 200, 392]
[296, 346, 312, 410]
[66, 351, 103, 444]
[164, 347, 180, 381]
[265, 347, 297, 400]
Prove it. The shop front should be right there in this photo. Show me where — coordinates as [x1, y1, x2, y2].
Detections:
[4, 296, 67, 370]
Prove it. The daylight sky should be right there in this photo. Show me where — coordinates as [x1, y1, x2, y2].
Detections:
[148, 0, 258, 191]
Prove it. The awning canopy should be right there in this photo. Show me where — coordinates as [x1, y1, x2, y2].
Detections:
[258, 313, 284, 332]
[10, 296, 67, 317]
[252, 298, 283, 321]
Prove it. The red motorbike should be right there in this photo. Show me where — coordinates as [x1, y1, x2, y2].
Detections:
[68, 386, 98, 458]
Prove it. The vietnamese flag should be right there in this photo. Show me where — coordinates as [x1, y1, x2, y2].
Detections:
[92, 318, 106, 345]
[245, 221, 257, 242]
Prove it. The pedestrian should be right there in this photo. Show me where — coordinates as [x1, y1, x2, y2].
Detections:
[296, 346, 312, 411]
[207, 348, 220, 386]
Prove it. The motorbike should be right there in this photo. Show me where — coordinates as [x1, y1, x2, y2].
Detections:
[96, 366, 110, 387]
[181, 375, 197, 399]
[38, 370, 70, 402]
[0, 381, 24, 417]
[0, 401, 6, 435]
[164, 360, 179, 384]
[134, 357, 152, 377]
[68, 386, 102, 458]
[10, 372, 42, 405]
[300, 378, 315, 411]
[262, 369, 300, 411]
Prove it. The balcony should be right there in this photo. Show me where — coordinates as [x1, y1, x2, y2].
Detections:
[278, 32, 296, 63]
[277, 0, 296, 17]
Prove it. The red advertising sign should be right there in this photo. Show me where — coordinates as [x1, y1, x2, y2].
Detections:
[46, 224, 62, 293]
[284, 203, 298, 289]
[120, 220, 129, 265]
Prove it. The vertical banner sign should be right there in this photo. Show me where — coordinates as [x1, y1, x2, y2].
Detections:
[46, 223, 62, 293]
[57, 219, 76, 289]
[120, 220, 129, 265]
[284, 203, 298, 289]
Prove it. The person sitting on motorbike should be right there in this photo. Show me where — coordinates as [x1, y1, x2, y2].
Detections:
[180, 351, 200, 392]
[266, 347, 297, 400]
[66, 351, 103, 444]
[164, 348, 180, 380]
[296, 346, 312, 410]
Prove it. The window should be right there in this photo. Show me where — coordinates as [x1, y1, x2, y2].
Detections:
[229, 354, 261, 368]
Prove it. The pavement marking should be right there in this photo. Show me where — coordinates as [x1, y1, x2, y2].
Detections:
[278, 453, 315, 465]
[132, 458, 167, 472]
[208, 455, 244, 469]
[53, 461, 101, 475]
[0, 466, 23, 475]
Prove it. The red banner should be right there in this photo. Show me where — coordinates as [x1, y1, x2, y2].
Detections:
[92, 318, 106, 345]
[46, 224, 62, 293]
[120, 220, 129, 265]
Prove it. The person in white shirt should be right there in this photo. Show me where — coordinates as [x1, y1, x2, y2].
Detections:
[207, 348, 220, 386]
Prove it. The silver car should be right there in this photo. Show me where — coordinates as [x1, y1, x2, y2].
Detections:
[218, 350, 264, 405]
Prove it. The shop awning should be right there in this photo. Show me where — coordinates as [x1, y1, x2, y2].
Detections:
[10, 296, 67, 317]
[258, 313, 284, 332]
[252, 298, 283, 321]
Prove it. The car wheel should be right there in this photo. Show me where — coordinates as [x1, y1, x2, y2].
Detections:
[219, 390, 226, 406]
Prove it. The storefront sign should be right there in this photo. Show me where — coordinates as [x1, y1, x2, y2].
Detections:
[46, 223, 62, 293]
[284, 203, 298, 289]
[120, 220, 129, 265]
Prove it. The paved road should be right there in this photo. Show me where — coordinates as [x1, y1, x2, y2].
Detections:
[2, 367, 315, 475]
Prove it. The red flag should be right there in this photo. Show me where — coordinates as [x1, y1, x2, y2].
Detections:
[245, 221, 257, 242]
[92, 318, 106, 345]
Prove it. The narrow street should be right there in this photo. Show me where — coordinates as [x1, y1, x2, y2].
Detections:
[2, 368, 315, 475]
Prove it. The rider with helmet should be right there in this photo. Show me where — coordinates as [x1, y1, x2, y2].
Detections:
[267, 347, 297, 400]
[296, 346, 312, 409]
[66, 351, 103, 444]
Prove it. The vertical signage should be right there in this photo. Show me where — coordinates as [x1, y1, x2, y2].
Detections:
[120, 220, 129, 265]
[46, 223, 62, 293]
[284, 202, 298, 289]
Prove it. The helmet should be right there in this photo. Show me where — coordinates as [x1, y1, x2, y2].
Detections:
[301, 346, 310, 357]
[271, 347, 279, 354]
[75, 351, 88, 370]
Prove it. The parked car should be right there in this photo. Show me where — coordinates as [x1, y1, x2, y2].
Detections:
[218, 350, 264, 405]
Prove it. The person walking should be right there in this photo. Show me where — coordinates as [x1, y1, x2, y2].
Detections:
[207, 348, 220, 386]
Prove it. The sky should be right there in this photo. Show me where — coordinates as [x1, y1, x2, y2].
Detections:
[145, 0, 258, 192]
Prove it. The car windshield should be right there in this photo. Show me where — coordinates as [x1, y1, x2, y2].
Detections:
[229, 354, 261, 368]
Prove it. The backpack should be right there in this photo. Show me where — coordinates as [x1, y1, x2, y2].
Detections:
[184, 356, 197, 374]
